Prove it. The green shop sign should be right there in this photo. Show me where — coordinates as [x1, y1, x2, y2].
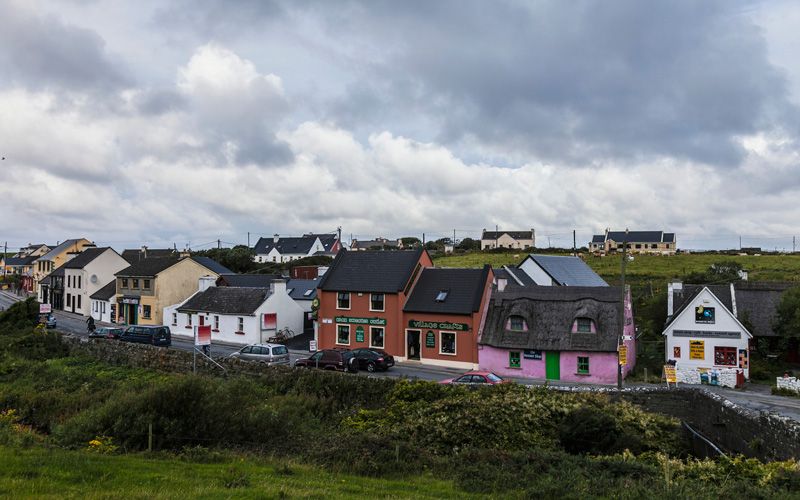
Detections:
[355, 326, 365, 343]
[425, 330, 436, 348]
[407, 319, 469, 332]
[335, 316, 387, 326]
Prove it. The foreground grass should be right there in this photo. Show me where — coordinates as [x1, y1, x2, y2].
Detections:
[0, 446, 476, 499]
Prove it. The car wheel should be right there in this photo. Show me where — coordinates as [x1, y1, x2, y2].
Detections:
[366, 362, 376, 373]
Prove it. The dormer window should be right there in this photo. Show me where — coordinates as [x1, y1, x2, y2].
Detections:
[303, 289, 313, 297]
[574, 318, 594, 333]
[507, 315, 528, 332]
[435, 290, 449, 302]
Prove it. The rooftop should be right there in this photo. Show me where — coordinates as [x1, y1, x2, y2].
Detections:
[319, 249, 425, 293]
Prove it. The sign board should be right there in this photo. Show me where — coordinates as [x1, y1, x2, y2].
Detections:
[425, 330, 435, 348]
[334, 316, 387, 326]
[618, 345, 627, 365]
[263, 313, 277, 330]
[407, 319, 469, 331]
[673, 329, 740, 339]
[309, 340, 317, 352]
[689, 340, 705, 360]
[355, 326, 365, 342]
[694, 306, 715, 324]
[121, 297, 139, 305]
[39, 303, 51, 314]
[623, 335, 633, 341]
[523, 350, 542, 360]
[195, 325, 211, 346]
[322, 318, 332, 324]
[664, 365, 677, 384]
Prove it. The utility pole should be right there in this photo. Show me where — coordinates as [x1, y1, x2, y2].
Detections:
[247, 232, 250, 247]
[739, 236, 742, 250]
[793, 236, 796, 253]
[573, 230, 576, 255]
[453, 228, 456, 247]
[3, 241, 6, 279]
[217, 239, 221, 249]
[495, 225, 498, 249]
[618, 228, 628, 390]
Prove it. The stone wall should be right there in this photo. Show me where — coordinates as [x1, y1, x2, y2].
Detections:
[777, 376, 800, 393]
[676, 366, 740, 388]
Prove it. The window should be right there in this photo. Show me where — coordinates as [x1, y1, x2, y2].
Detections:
[508, 315, 528, 331]
[272, 256, 276, 262]
[635, 244, 642, 249]
[67, 275, 71, 287]
[370, 293, 385, 311]
[143, 279, 151, 289]
[172, 313, 177, 326]
[337, 292, 350, 309]
[575, 318, 593, 333]
[199, 315, 204, 326]
[142, 305, 151, 319]
[337, 324, 350, 345]
[77, 276, 81, 288]
[651, 244, 657, 249]
[77, 295, 81, 309]
[673, 346, 681, 358]
[187, 314, 192, 327]
[214, 315, 219, 330]
[121, 278, 128, 288]
[577, 356, 590, 374]
[695, 306, 715, 324]
[132, 279, 139, 289]
[509, 351, 521, 368]
[237, 317, 244, 332]
[714, 346, 737, 366]
[435, 290, 449, 302]
[303, 289, 313, 297]
[440, 332, 456, 355]
[370, 327, 384, 348]
[101, 302, 106, 314]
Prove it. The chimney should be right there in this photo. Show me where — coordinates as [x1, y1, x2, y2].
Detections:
[179, 248, 191, 259]
[273, 234, 279, 243]
[198, 275, 216, 292]
[141, 245, 147, 259]
[270, 279, 287, 295]
[667, 281, 682, 317]
[497, 278, 508, 292]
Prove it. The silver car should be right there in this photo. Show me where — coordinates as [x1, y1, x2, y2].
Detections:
[229, 343, 290, 366]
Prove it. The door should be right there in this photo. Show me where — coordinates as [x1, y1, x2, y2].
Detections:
[407, 330, 421, 360]
[545, 351, 560, 380]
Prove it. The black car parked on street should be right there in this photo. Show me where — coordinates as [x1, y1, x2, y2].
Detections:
[294, 349, 358, 372]
[118, 326, 171, 347]
[351, 348, 394, 372]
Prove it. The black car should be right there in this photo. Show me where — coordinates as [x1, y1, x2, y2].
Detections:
[118, 326, 171, 347]
[295, 349, 358, 373]
[352, 348, 394, 372]
[90, 326, 124, 339]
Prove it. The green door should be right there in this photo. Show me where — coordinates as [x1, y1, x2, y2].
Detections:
[545, 351, 560, 380]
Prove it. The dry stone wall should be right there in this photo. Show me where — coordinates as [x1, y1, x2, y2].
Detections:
[777, 376, 800, 394]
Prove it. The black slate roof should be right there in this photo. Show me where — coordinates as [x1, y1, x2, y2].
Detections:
[253, 236, 317, 255]
[733, 282, 795, 338]
[665, 284, 735, 329]
[482, 230, 533, 240]
[217, 274, 282, 287]
[480, 287, 623, 352]
[90, 280, 117, 300]
[522, 254, 608, 287]
[177, 287, 270, 315]
[494, 266, 536, 291]
[594, 231, 673, 243]
[591, 235, 606, 243]
[116, 256, 230, 278]
[192, 257, 233, 275]
[404, 266, 490, 315]
[4, 256, 36, 266]
[122, 248, 177, 263]
[318, 249, 425, 293]
[63, 247, 113, 269]
[41, 265, 66, 284]
[287, 278, 319, 300]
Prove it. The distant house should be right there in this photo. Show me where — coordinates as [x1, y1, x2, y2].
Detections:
[350, 237, 402, 251]
[62, 247, 129, 317]
[518, 254, 608, 286]
[33, 238, 93, 298]
[590, 230, 676, 255]
[479, 286, 635, 385]
[253, 234, 338, 263]
[39, 266, 66, 310]
[480, 229, 535, 250]
[15, 244, 51, 258]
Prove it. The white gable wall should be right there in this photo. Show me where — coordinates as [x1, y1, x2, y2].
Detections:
[518, 258, 554, 286]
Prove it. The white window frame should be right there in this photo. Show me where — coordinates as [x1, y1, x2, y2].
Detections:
[439, 331, 457, 356]
[369, 293, 385, 312]
[336, 292, 351, 310]
[172, 312, 177, 326]
[237, 317, 244, 332]
[214, 315, 219, 330]
[187, 314, 192, 327]
[336, 324, 350, 346]
[370, 326, 385, 348]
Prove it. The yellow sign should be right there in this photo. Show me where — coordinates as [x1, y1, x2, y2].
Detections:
[618, 345, 627, 365]
[664, 365, 676, 383]
[689, 340, 705, 360]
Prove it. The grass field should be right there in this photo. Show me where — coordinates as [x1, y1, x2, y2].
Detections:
[434, 251, 800, 285]
[0, 446, 475, 499]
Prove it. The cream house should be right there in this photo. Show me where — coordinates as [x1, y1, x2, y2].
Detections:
[63, 247, 129, 317]
[34, 238, 93, 298]
[480, 229, 535, 250]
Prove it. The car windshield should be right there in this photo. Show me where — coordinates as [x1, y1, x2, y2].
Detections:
[272, 346, 288, 355]
[486, 373, 503, 383]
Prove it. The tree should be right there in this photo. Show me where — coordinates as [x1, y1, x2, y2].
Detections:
[773, 286, 800, 339]
[457, 237, 479, 251]
[400, 237, 421, 248]
[684, 261, 743, 284]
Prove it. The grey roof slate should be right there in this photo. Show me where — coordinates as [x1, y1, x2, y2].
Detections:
[591, 235, 606, 243]
[733, 282, 795, 338]
[594, 231, 673, 243]
[318, 249, 425, 293]
[286, 278, 319, 300]
[522, 254, 608, 287]
[480, 287, 623, 352]
[177, 286, 270, 315]
[494, 266, 536, 290]
[36, 239, 89, 262]
[254, 236, 317, 255]
[4, 256, 36, 266]
[122, 248, 177, 263]
[403, 267, 490, 315]
[482, 230, 533, 240]
[217, 274, 282, 287]
[191, 256, 233, 275]
[666, 284, 735, 328]
[90, 280, 117, 300]
[116, 256, 230, 277]
[63, 247, 112, 269]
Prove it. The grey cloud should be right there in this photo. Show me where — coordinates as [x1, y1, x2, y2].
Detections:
[152, 0, 286, 38]
[134, 89, 187, 115]
[0, 2, 131, 92]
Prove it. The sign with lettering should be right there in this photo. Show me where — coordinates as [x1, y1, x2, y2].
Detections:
[39, 303, 51, 314]
[355, 326, 365, 342]
[425, 330, 435, 348]
[335, 316, 387, 326]
[664, 365, 677, 384]
[618, 345, 627, 365]
[689, 340, 705, 360]
[195, 325, 211, 346]
[121, 296, 139, 305]
[523, 350, 542, 360]
[694, 306, 715, 324]
[407, 319, 469, 331]
[309, 340, 317, 352]
[673, 329, 740, 339]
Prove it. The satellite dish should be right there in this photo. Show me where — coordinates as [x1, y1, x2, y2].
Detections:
[91, 274, 98, 284]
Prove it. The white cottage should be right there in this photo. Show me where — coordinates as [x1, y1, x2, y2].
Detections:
[663, 283, 751, 386]
[90, 280, 117, 323]
[165, 279, 304, 345]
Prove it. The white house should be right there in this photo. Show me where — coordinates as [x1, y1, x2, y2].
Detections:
[253, 234, 338, 263]
[90, 280, 116, 323]
[663, 283, 751, 386]
[480, 229, 535, 250]
[63, 247, 129, 317]
[165, 278, 305, 345]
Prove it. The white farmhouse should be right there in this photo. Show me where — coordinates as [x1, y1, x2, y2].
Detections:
[663, 283, 752, 385]
[165, 278, 304, 345]
[253, 234, 340, 263]
[63, 247, 130, 317]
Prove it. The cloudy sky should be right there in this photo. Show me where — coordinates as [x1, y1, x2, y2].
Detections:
[2, 0, 800, 252]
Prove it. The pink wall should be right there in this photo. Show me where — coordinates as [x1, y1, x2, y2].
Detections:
[479, 346, 622, 385]
[478, 345, 547, 379]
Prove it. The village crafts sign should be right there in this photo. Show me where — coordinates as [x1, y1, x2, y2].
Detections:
[408, 319, 469, 331]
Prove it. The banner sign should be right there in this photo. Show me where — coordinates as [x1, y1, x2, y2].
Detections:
[335, 316, 387, 326]
[263, 313, 277, 330]
[309, 340, 317, 352]
[664, 365, 677, 384]
[523, 350, 542, 360]
[195, 325, 211, 346]
[673, 329, 740, 339]
[355, 326, 365, 342]
[425, 330, 435, 348]
[121, 296, 139, 305]
[407, 319, 468, 331]
[689, 340, 705, 360]
[618, 345, 627, 365]
[39, 303, 51, 314]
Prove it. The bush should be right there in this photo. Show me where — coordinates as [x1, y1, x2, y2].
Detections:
[558, 407, 622, 454]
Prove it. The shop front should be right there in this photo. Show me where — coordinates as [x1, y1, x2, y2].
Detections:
[119, 296, 139, 325]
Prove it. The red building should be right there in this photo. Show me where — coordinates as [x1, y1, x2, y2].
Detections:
[317, 250, 494, 369]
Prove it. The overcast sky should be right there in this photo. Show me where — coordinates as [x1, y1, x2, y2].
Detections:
[2, 0, 800, 252]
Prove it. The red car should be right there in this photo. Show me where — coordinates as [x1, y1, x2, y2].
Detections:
[439, 371, 508, 386]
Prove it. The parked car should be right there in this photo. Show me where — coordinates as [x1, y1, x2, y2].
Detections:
[228, 343, 290, 366]
[294, 349, 358, 373]
[351, 348, 394, 372]
[90, 326, 124, 339]
[439, 371, 508, 386]
[118, 325, 171, 347]
[45, 314, 57, 329]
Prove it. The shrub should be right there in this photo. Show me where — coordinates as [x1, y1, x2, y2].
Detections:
[559, 407, 622, 454]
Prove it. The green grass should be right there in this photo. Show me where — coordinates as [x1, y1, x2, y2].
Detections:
[0, 446, 476, 499]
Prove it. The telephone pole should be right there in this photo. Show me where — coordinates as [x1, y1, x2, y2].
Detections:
[247, 232, 250, 247]
[573, 230, 576, 255]
[3, 241, 6, 279]
[217, 239, 221, 249]
[618, 229, 628, 390]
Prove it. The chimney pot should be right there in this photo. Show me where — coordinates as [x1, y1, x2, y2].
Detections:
[273, 234, 279, 243]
